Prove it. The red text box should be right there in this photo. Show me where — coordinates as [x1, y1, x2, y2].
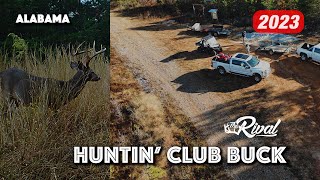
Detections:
[253, 10, 304, 34]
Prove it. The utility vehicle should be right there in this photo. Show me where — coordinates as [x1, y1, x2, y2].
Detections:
[196, 35, 222, 54]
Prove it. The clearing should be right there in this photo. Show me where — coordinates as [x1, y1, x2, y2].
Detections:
[111, 11, 320, 179]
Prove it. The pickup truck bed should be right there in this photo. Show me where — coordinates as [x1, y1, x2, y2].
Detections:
[296, 43, 320, 62]
[300, 43, 314, 50]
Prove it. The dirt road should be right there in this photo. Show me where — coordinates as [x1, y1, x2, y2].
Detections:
[111, 12, 320, 179]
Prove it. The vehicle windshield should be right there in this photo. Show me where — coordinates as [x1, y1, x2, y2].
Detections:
[247, 57, 260, 67]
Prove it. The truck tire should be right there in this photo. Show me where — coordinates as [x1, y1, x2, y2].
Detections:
[218, 67, 226, 75]
[253, 74, 262, 82]
[300, 53, 307, 61]
[213, 32, 218, 37]
[269, 49, 274, 55]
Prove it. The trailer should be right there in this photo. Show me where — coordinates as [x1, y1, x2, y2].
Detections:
[257, 41, 291, 55]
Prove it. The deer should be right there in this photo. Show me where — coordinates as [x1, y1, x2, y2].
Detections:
[0, 41, 106, 110]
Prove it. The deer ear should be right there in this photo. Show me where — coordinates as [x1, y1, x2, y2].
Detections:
[70, 61, 79, 70]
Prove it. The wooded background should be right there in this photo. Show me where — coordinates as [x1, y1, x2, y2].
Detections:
[113, 0, 319, 31]
[0, 0, 109, 52]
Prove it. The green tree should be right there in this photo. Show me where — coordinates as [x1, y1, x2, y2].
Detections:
[0, 0, 109, 50]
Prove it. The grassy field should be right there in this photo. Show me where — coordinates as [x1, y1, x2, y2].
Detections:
[0, 46, 109, 179]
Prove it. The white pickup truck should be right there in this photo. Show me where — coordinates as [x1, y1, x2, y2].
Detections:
[211, 53, 271, 82]
[296, 43, 320, 62]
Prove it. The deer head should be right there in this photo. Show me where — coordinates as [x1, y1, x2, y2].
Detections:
[70, 41, 106, 82]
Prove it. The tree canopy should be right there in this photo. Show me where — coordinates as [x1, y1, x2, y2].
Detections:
[0, 0, 109, 49]
[114, 0, 320, 30]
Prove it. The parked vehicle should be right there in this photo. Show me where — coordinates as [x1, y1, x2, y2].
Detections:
[211, 53, 271, 82]
[196, 34, 222, 54]
[189, 23, 231, 36]
[257, 41, 291, 55]
[204, 24, 231, 37]
[296, 43, 320, 62]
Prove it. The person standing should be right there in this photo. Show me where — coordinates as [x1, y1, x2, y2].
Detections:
[246, 44, 251, 54]
[242, 31, 246, 45]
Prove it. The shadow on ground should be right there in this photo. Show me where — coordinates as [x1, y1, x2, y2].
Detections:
[255, 51, 283, 59]
[194, 85, 320, 179]
[161, 50, 214, 62]
[172, 69, 257, 93]
[176, 30, 208, 39]
[130, 21, 186, 31]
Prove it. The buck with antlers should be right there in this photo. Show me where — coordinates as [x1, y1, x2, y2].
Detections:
[0, 41, 106, 109]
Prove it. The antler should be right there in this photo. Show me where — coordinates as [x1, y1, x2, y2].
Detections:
[83, 41, 106, 66]
[72, 41, 86, 56]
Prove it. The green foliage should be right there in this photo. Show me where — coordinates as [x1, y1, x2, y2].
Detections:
[147, 165, 167, 179]
[0, 0, 109, 53]
[297, 0, 320, 28]
[3, 33, 28, 59]
[114, 0, 320, 30]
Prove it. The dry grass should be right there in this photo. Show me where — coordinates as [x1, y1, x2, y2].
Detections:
[110, 47, 229, 179]
[0, 46, 109, 179]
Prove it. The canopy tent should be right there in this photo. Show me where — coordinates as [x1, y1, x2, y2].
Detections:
[208, 9, 218, 20]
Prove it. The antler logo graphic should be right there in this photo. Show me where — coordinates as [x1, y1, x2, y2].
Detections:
[224, 122, 240, 135]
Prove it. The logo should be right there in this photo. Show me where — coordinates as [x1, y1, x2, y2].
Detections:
[224, 116, 281, 138]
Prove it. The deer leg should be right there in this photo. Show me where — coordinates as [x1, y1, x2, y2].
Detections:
[0, 103, 8, 120]
[0, 98, 15, 120]
[14, 80, 32, 105]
